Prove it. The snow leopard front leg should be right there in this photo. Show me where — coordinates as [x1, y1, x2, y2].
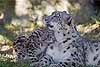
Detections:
[30, 54, 55, 67]
[50, 61, 82, 67]
[49, 62, 81, 67]
[59, 62, 82, 67]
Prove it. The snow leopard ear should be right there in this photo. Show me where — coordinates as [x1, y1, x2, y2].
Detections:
[62, 11, 73, 26]
[42, 15, 48, 25]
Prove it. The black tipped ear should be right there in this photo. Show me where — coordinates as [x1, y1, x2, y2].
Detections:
[42, 14, 47, 21]
[67, 17, 72, 26]
[42, 15, 49, 25]
[42, 15, 48, 26]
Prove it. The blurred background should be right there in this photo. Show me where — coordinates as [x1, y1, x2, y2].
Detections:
[0, 0, 100, 67]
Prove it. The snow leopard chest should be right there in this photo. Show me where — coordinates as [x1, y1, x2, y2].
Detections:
[46, 35, 78, 63]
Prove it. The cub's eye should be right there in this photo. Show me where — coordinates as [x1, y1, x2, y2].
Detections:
[47, 24, 54, 28]
[49, 25, 54, 28]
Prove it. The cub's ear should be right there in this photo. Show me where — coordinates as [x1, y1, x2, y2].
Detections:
[42, 15, 48, 24]
[42, 14, 47, 21]
[62, 11, 73, 26]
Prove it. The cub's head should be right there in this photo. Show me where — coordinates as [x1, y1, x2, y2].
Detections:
[44, 11, 75, 33]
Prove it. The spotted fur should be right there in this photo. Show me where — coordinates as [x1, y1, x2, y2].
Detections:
[13, 27, 56, 65]
[13, 11, 100, 67]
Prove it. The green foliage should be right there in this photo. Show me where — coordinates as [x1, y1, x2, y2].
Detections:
[0, 0, 15, 9]
[0, 24, 16, 42]
[0, 0, 7, 10]
[0, 60, 97, 67]
[0, 60, 30, 67]
[0, 61, 15, 67]
[0, 0, 16, 17]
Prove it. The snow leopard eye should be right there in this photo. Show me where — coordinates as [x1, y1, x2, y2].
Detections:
[46, 24, 54, 28]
